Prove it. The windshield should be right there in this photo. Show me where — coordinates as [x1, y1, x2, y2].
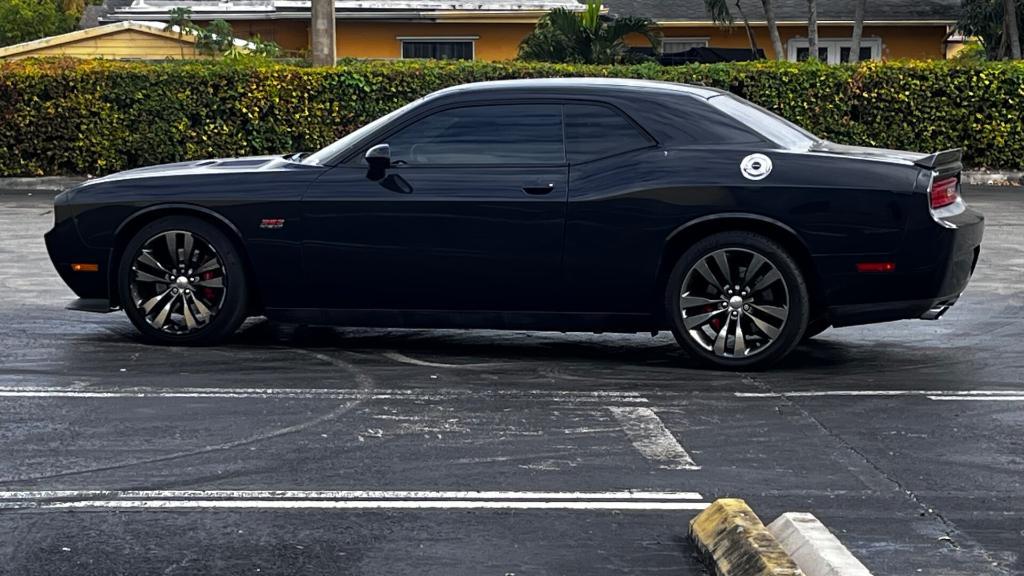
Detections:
[707, 94, 820, 150]
[303, 97, 426, 166]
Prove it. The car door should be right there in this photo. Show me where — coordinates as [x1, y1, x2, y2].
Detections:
[302, 102, 568, 312]
[561, 102, 661, 313]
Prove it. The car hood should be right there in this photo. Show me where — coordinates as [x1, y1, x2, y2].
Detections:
[808, 141, 928, 166]
[78, 155, 290, 187]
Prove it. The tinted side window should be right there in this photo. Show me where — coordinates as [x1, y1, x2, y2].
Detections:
[564, 104, 652, 162]
[387, 104, 564, 165]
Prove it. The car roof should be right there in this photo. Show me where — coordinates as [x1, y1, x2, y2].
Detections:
[431, 77, 726, 100]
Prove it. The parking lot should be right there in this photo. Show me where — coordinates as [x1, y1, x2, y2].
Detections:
[0, 184, 1020, 576]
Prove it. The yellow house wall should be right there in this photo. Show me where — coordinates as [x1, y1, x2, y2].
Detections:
[650, 24, 950, 60]
[228, 19, 951, 62]
[335, 21, 535, 60]
[3, 29, 201, 60]
[227, 20, 310, 53]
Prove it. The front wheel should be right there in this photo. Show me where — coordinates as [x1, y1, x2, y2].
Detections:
[118, 215, 248, 345]
[665, 231, 809, 370]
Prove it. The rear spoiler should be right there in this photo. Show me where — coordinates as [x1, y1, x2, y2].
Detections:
[914, 148, 962, 171]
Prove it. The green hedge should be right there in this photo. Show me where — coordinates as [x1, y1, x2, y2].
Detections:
[2, 58, 1023, 176]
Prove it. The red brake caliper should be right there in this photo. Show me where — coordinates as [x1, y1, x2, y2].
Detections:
[705, 304, 722, 330]
[202, 271, 217, 302]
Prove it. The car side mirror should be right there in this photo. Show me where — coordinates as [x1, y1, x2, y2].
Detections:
[365, 143, 391, 181]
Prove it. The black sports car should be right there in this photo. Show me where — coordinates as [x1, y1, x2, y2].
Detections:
[45, 78, 984, 369]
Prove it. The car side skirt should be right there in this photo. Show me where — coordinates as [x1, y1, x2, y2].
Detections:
[265, 308, 665, 334]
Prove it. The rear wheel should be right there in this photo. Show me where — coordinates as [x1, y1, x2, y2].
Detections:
[118, 215, 248, 345]
[665, 231, 809, 370]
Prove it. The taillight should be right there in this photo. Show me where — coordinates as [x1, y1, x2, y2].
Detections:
[929, 176, 959, 209]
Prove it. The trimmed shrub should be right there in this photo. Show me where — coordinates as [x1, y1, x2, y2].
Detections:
[1, 58, 1022, 176]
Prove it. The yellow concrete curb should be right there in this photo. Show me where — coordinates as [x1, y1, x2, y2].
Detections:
[689, 498, 804, 576]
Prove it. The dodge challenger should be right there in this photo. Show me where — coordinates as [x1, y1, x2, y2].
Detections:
[45, 78, 984, 369]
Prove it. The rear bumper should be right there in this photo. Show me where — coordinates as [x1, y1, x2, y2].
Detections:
[825, 205, 983, 328]
[45, 218, 112, 303]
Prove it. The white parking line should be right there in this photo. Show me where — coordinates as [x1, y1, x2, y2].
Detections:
[0, 490, 709, 511]
[0, 490, 704, 500]
[381, 351, 510, 369]
[927, 395, 1024, 402]
[608, 406, 699, 470]
[735, 390, 1024, 399]
[0, 500, 711, 511]
[0, 385, 647, 403]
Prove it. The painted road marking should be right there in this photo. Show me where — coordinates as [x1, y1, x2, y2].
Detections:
[927, 395, 1024, 401]
[0, 490, 709, 511]
[0, 385, 647, 403]
[0, 500, 711, 511]
[0, 490, 704, 500]
[735, 390, 1024, 399]
[608, 406, 699, 470]
[381, 351, 510, 369]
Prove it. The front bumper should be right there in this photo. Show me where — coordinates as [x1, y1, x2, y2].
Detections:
[45, 218, 113, 305]
[826, 204, 984, 328]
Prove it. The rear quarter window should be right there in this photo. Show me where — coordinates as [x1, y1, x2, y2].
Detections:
[630, 94, 766, 146]
[564, 104, 653, 163]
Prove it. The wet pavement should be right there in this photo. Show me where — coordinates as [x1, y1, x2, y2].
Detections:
[0, 186, 1020, 576]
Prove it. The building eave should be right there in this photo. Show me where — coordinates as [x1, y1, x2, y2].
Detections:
[653, 19, 957, 27]
[105, 9, 563, 22]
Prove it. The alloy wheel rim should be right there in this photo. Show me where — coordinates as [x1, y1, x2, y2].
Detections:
[129, 230, 226, 334]
[679, 248, 789, 358]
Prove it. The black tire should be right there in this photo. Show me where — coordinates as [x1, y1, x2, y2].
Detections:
[118, 215, 248, 346]
[665, 231, 809, 370]
[802, 317, 830, 341]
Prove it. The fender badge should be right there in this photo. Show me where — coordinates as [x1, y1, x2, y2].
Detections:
[259, 218, 285, 229]
[740, 154, 773, 181]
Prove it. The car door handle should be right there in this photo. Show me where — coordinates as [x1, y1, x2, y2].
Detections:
[522, 183, 555, 195]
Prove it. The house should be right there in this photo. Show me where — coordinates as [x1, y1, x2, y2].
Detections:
[93, 0, 585, 60]
[0, 20, 254, 61]
[87, 0, 961, 62]
[609, 0, 962, 62]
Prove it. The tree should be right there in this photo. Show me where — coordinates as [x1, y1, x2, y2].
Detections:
[0, 0, 76, 47]
[518, 0, 659, 64]
[959, 0, 1024, 60]
[704, 0, 783, 60]
[849, 0, 866, 63]
[806, 0, 819, 61]
[762, 0, 784, 61]
[1006, 0, 1022, 58]
[703, 0, 756, 57]
[310, 0, 336, 66]
[165, 6, 195, 35]
[196, 19, 235, 56]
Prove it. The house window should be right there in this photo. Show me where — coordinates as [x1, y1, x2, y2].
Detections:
[788, 38, 881, 64]
[661, 37, 709, 54]
[399, 37, 476, 60]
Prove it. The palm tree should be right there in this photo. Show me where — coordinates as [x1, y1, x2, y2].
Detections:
[806, 0, 820, 61]
[518, 0, 660, 64]
[762, 0, 784, 61]
[165, 6, 194, 59]
[704, 0, 783, 60]
[849, 0, 866, 63]
[1006, 0, 1022, 59]
[165, 6, 194, 35]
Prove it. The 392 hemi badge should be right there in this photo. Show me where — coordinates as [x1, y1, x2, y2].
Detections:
[259, 218, 286, 229]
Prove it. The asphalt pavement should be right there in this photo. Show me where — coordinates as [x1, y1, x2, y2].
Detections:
[0, 185, 1020, 576]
